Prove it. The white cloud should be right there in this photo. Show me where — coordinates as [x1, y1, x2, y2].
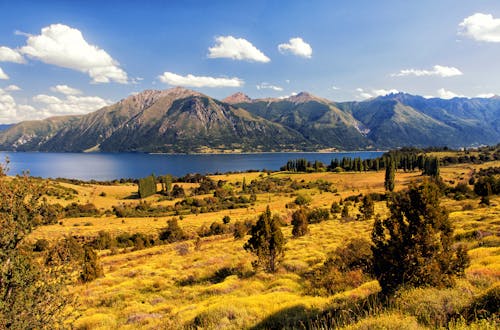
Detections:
[476, 93, 495, 98]
[459, 13, 500, 42]
[278, 92, 297, 100]
[158, 71, 243, 88]
[278, 37, 312, 58]
[19, 24, 128, 83]
[356, 88, 398, 99]
[50, 84, 82, 95]
[437, 88, 464, 99]
[33, 93, 111, 116]
[332, 86, 340, 90]
[0, 46, 25, 63]
[5, 85, 21, 91]
[0, 87, 110, 123]
[0, 67, 8, 80]
[256, 82, 283, 91]
[392, 65, 462, 77]
[208, 36, 270, 62]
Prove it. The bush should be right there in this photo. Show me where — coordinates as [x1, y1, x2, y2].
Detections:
[33, 238, 50, 252]
[291, 208, 308, 237]
[159, 218, 186, 243]
[80, 245, 104, 283]
[294, 194, 312, 206]
[307, 208, 330, 224]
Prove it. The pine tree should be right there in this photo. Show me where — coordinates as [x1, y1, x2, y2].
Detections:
[371, 180, 469, 295]
[80, 246, 104, 283]
[291, 208, 308, 237]
[384, 159, 396, 192]
[244, 206, 285, 272]
[359, 195, 375, 220]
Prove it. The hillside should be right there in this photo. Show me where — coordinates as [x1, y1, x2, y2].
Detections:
[0, 89, 499, 152]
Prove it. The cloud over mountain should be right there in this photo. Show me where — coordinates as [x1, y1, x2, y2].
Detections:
[158, 71, 243, 88]
[19, 24, 128, 83]
[392, 65, 462, 77]
[459, 13, 500, 42]
[208, 36, 270, 62]
[278, 37, 312, 58]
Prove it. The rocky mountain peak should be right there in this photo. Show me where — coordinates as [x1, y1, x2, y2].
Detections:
[287, 92, 328, 104]
[120, 87, 202, 110]
[223, 92, 253, 104]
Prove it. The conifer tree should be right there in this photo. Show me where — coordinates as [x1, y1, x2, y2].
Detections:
[371, 180, 469, 295]
[359, 195, 375, 220]
[384, 159, 396, 192]
[291, 208, 308, 237]
[244, 206, 285, 272]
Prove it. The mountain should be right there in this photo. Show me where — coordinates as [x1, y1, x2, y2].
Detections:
[337, 93, 500, 147]
[0, 89, 499, 153]
[0, 88, 310, 153]
[229, 92, 371, 150]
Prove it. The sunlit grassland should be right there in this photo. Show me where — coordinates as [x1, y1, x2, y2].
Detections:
[28, 165, 500, 329]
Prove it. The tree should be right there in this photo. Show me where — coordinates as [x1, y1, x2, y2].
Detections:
[341, 204, 349, 218]
[138, 174, 157, 198]
[80, 245, 104, 283]
[371, 180, 469, 295]
[291, 208, 308, 237]
[384, 158, 396, 192]
[422, 156, 440, 178]
[0, 166, 70, 328]
[244, 206, 285, 272]
[359, 195, 375, 220]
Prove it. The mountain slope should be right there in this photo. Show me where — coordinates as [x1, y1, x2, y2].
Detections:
[229, 92, 371, 150]
[337, 93, 500, 148]
[0, 88, 310, 153]
[0, 89, 499, 152]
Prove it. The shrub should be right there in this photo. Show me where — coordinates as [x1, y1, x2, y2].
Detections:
[291, 208, 308, 237]
[159, 218, 186, 243]
[80, 245, 104, 283]
[294, 194, 312, 206]
[307, 208, 330, 224]
[233, 221, 247, 239]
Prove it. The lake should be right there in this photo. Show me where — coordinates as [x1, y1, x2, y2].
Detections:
[0, 151, 385, 181]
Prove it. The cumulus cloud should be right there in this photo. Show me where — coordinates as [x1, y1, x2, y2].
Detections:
[50, 84, 82, 95]
[437, 88, 464, 99]
[278, 37, 312, 58]
[33, 93, 111, 116]
[208, 36, 270, 62]
[391, 65, 463, 77]
[5, 85, 21, 91]
[277, 92, 298, 100]
[0, 86, 111, 123]
[356, 88, 398, 99]
[459, 13, 500, 42]
[0, 67, 8, 80]
[0, 46, 25, 63]
[19, 24, 128, 83]
[158, 71, 243, 88]
[256, 82, 283, 91]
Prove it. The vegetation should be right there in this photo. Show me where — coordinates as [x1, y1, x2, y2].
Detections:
[372, 180, 468, 294]
[3, 147, 499, 329]
[244, 206, 285, 273]
[138, 174, 157, 198]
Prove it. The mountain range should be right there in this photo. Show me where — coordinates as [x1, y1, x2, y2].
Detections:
[0, 87, 499, 153]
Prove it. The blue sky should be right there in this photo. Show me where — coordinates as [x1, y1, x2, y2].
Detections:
[1, 0, 500, 123]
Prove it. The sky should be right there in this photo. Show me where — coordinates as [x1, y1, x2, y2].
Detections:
[1, 0, 500, 123]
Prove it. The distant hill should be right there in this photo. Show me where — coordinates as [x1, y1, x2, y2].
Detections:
[0, 89, 499, 152]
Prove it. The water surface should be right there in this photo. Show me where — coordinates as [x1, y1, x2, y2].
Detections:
[0, 151, 384, 181]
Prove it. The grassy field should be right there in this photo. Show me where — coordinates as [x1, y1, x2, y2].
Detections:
[29, 159, 500, 329]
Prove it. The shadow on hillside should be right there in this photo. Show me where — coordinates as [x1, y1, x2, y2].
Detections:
[249, 293, 384, 330]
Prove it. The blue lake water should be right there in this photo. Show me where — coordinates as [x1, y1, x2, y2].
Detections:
[0, 151, 385, 181]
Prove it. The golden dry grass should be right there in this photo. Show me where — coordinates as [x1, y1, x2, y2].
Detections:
[27, 164, 500, 329]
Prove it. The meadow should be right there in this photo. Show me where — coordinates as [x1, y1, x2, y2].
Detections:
[28, 157, 500, 329]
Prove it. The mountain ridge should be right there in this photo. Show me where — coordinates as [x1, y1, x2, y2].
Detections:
[0, 88, 499, 152]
